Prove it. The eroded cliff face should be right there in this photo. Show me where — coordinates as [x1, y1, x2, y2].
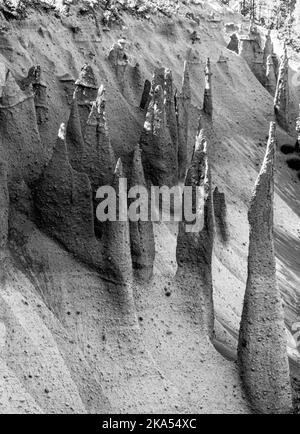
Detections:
[0, 0, 299, 414]
[238, 122, 293, 414]
[176, 129, 214, 339]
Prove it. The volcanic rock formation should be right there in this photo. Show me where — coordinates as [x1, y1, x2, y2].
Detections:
[59, 73, 76, 105]
[203, 58, 213, 118]
[108, 39, 128, 90]
[164, 69, 179, 174]
[217, 54, 230, 76]
[248, 22, 261, 44]
[82, 86, 116, 190]
[0, 1, 298, 415]
[67, 85, 116, 190]
[151, 67, 181, 170]
[140, 84, 178, 187]
[1, 69, 30, 107]
[238, 122, 293, 414]
[74, 64, 98, 135]
[263, 30, 274, 72]
[20, 65, 38, 91]
[152, 66, 165, 90]
[296, 104, 300, 151]
[66, 93, 85, 172]
[129, 144, 155, 282]
[140, 79, 151, 111]
[29, 66, 48, 126]
[176, 129, 214, 339]
[274, 47, 289, 131]
[122, 61, 144, 106]
[67, 85, 116, 237]
[0, 159, 9, 250]
[239, 34, 264, 85]
[177, 61, 191, 181]
[35, 123, 103, 271]
[101, 158, 133, 285]
[213, 187, 228, 243]
[227, 33, 239, 54]
[265, 54, 277, 96]
[0, 69, 46, 187]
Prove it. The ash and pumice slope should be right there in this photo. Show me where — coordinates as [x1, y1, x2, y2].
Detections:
[0, 0, 299, 414]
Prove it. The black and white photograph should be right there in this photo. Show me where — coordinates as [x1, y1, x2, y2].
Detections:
[0, 0, 299, 417]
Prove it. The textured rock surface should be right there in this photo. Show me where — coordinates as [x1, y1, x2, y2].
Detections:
[164, 69, 179, 181]
[101, 159, 133, 285]
[74, 64, 98, 136]
[263, 31, 273, 73]
[28, 66, 48, 127]
[0, 69, 46, 187]
[82, 86, 116, 191]
[140, 84, 178, 187]
[152, 67, 165, 91]
[68, 84, 115, 185]
[217, 54, 230, 76]
[274, 48, 289, 131]
[20, 66, 38, 91]
[92, 88, 116, 187]
[59, 73, 75, 105]
[0, 160, 9, 250]
[66, 85, 116, 237]
[265, 54, 277, 96]
[213, 187, 228, 243]
[238, 122, 293, 414]
[203, 58, 213, 118]
[1, 70, 30, 107]
[176, 129, 214, 339]
[0, 1, 298, 415]
[296, 104, 300, 148]
[177, 61, 191, 181]
[123, 62, 144, 107]
[140, 79, 151, 110]
[129, 144, 155, 282]
[35, 124, 103, 271]
[227, 33, 239, 54]
[66, 94, 85, 172]
[239, 36, 264, 85]
[108, 39, 128, 90]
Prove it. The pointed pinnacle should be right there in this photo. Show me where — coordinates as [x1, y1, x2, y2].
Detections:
[250, 122, 276, 216]
[180, 60, 191, 100]
[114, 157, 123, 178]
[261, 121, 276, 172]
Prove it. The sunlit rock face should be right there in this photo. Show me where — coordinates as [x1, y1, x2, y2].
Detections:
[238, 122, 293, 415]
[176, 129, 214, 340]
